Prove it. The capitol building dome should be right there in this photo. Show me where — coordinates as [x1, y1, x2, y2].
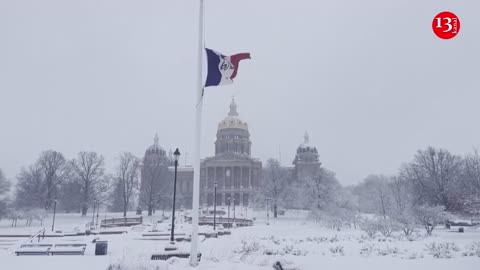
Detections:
[293, 132, 319, 163]
[214, 98, 251, 156]
[217, 98, 248, 131]
[145, 134, 166, 156]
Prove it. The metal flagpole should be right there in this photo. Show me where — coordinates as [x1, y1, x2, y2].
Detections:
[190, 0, 204, 266]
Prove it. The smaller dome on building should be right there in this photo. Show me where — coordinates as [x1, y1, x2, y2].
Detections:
[296, 131, 318, 154]
[145, 133, 166, 156]
[217, 97, 249, 131]
[293, 131, 319, 164]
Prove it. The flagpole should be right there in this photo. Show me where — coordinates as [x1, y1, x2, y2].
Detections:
[190, 0, 204, 266]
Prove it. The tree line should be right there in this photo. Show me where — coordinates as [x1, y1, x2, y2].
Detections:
[254, 146, 480, 234]
[0, 150, 143, 220]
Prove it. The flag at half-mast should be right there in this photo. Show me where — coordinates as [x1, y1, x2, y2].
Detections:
[205, 48, 251, 87]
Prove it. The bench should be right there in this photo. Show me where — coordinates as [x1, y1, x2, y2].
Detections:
[49, 246, 86, 256]
[20, 244, 53, 248]
[54, 243, 87, 248]
[151, 251, 202, 261]
[15, 247, 51, 256]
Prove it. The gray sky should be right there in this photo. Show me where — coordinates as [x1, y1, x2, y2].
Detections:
[1, 0, 479, 185]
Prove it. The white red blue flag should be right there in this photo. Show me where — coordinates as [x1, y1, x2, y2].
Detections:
[205, 48, 251, 87]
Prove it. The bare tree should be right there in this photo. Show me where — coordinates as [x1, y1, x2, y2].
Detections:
[139, 156, 170, 216]
[353, 174, 393, 218]
[306, 167, 341, 213]
[37, 150, 70, 209]
[258, 158, 290, 218]
[0, 168, 11, 218]
[114, 152, 140, 217]
[460, 149, 480, 215]
[71, 152, 110, 216]
[400, 146, 462, 211]
[15, 164, 46, 209]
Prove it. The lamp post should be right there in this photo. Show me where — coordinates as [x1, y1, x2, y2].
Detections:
[227, 195, 230, 229]
[92, 199, 97, 228]
[170, 148, 181, 245]
[51, 197, 57, 232]
[266, 198, 271, 225]
[213, 181, 217, 230]
[233, 197, 236, 227]
[96, 202, 100, 229]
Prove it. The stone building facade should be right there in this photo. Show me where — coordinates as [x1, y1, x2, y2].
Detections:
[138, 99, 321, 212]
[200, 98, 262, 207]
[292, 132, 321, 180]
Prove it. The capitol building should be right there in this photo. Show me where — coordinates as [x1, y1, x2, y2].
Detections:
[138, 98, 321, 213]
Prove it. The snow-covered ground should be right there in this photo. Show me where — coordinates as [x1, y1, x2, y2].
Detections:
[1, 210, 479, 270]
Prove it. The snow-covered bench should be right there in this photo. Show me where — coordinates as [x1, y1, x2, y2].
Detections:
[20, 243, 53, 248]
[49, 246, 86, 256]
[151, 251, 202, 261]
[54, 243, 87, 248]
[15, 246, 51, 256]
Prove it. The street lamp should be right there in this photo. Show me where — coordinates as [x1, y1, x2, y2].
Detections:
[233, 197, 236, 227]
[213, 182, 218, 230]
[169, 148, 181, 245]
[51, 197, 58, 232]
[92, 199, 97, 228]
[96, 201, 100, 229]
[227, 195, 231, 229]
[266, 198, 271, 225]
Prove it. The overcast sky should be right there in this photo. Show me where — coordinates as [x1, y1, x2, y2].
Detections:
[1, 0, 479, 185]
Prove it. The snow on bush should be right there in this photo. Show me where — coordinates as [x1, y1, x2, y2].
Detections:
[425, 242, 460, 258]
[234, 239, 261, 259]
[359, 218, 379, 238]
[462, 241, 480, 257]
[377, 219, 401, 237]
[328, 245, 345, 256]
[360, 244, 375, 256]
[376, 246, 401, 256]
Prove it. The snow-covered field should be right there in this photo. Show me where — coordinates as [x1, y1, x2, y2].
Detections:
[1, 210, 479, 270]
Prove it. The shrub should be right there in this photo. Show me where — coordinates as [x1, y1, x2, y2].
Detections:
[462, 242, 480, 257]
[329, 246, 344, 256]
[425, 242, 460, 258]
[377, 219, 401, 237]
[234, 239, 261, 259]
[414, 205, 448, 236]
[360, 244, 375, 256]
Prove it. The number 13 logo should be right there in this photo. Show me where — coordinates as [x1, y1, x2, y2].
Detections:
[433, 11, 460, 39]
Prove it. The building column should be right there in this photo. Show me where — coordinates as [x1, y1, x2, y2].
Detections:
[240, 166, 243, 188]
[248, 166, 252, 188]
[223, 167, 226, 188]
[231, 166, 234, 188]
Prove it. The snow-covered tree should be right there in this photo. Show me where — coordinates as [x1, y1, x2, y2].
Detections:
[0, 168, 11, 219]
[71, 151, 110, 216]
[111, 152, 140, 216]
[353, 175, 394, 218]
[15, 150, 70, 210]
[38, 150, 70, 209]
[400, 147, 462, 211]
[15, 164, 46, 209]
[138, 158, 170, 216]
[414, 205, 448, 235]
[256, 158, 291, 218]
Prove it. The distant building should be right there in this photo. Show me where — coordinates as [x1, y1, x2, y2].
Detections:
[200, 98, 262, 207]
[292, 131, 321, 180]
[138, 99, 321, 212]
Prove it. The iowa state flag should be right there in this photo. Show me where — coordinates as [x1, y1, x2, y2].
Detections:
[205, 48, 251, 87]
